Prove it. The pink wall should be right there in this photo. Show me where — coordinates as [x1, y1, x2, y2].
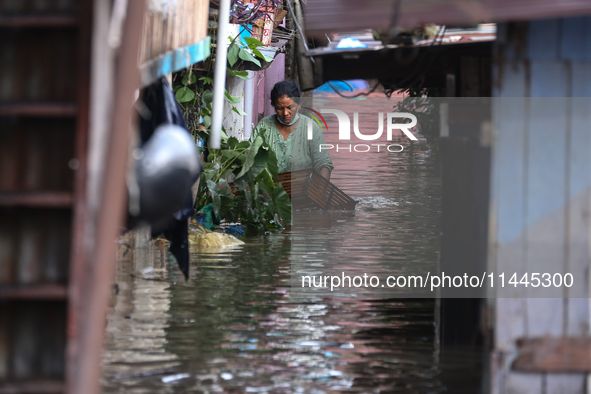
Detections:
[264, 53, 285, 117]
[251, 53, 285, 127]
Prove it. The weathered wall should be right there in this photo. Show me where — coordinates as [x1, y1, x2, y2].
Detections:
[229, 53, 285, 141]
[490, 17, 591, 394]
[264, 53, 285, 118]
[223, 75, 246, 139]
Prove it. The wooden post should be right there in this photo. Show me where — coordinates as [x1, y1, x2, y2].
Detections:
[68, 0, 146, 393]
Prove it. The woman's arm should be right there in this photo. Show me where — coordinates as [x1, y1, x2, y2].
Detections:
[319, 167, 331, 181]
[308, 118, 334, 176]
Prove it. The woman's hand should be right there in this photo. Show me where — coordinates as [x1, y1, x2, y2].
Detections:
[319, 167, 331, 181]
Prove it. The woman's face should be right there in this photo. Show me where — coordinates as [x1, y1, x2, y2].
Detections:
[274, 96, 299, 124]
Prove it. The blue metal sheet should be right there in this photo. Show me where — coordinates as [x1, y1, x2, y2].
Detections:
[527, 63, 568, 229]
[493, 65, 528, 245]
[570, 65, 591, 196]
[140, 36, 211, 87]
[527, 19, 560, 61]
[560, 16, 591, 61]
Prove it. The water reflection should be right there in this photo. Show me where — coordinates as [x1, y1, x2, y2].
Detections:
[102, 97, 483, 393]
[102, 240, 180, 392]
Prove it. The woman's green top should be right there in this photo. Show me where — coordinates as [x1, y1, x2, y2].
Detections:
[250, 114, 334, 174]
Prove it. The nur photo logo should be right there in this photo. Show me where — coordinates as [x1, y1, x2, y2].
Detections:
[302, 108, 418, 153]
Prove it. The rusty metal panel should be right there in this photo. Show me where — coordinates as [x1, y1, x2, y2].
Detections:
[0, 0, 78, 14]
[0, 301, 66, 381]
[304, 0, 591, 36]
[0, 29, 78, 102]
[0, 119, 75, 193]
[0, 208, 71, 286]
[0, 207, 71, 287]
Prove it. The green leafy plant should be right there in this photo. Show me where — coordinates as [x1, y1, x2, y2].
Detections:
[175, 71, 197, 103]
[172, 31, 275, 138]
[169, 28, 288, 234]
[197, 131, 292, 233]
[227, 36, 274, 69]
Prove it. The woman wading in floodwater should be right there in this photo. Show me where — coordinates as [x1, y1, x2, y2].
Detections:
[250, 80, 333, 180]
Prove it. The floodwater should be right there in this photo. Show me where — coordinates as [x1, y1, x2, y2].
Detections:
[101, 97, 482, 393]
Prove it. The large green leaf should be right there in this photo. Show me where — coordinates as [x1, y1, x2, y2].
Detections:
[220, 128, 229, 143]
[227, 69, 249, 80]
[263, 193, 277, 223]
[238, 47, 261, 67]
[201, 167, 216, 182]
[201, 104, 211, 116]
[227, 137, 240, 149]
[175, 87, 195, 103]
[245, 209, 258, 226]
[246, 147, 271, 181]
[216, 179, 236, 223]
[220, 200, 239, 223]
[224, 91, 241, 104]
[202, 89, 214, 105]
[252, 183, 261, 215]
[206, 179, 221, 215]
[264, 145, 279, 181]
[236, 140, 250, 149]
[199, 76, 212, 85]
[253, 48, 274, 63]
[235, 135, 263, 180]
[217, 179, 234, 199]
[182, 73, 196, 85]
[220, 167, 236, 181]
[273, 184, 292, 226]
[242, 181, 254, 209]
[221, 148, 242, 162]
[255, 168, 275, 195]
[244, 37, 264, 47]
[202, 115, 211, 128]
[228, 43, 240, 66]
[232, 106, 247, 116]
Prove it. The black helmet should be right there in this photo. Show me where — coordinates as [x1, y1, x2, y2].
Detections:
[132, 123, 201, 228]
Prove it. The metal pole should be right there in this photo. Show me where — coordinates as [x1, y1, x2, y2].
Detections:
[210, 0, 231, 149]
[243, 71, 254, 140]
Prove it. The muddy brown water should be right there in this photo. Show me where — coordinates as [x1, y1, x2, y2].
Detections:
[102, 97, 482, 393]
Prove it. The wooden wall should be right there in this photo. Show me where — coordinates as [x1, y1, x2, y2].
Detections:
[490, 17, 591, 394]
[139, 0, 209, 64]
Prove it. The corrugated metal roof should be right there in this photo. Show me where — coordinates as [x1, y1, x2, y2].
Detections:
[304, 24, 496, 57]
[304, 0, 591, 36]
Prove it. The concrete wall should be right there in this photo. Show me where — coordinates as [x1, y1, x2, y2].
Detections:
[224, 53, 285, 141]
[490, 17, 591, 394]
[223, 75, 246, 140]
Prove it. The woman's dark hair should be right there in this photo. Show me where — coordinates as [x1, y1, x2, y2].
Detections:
[270, 80, 301, 106]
